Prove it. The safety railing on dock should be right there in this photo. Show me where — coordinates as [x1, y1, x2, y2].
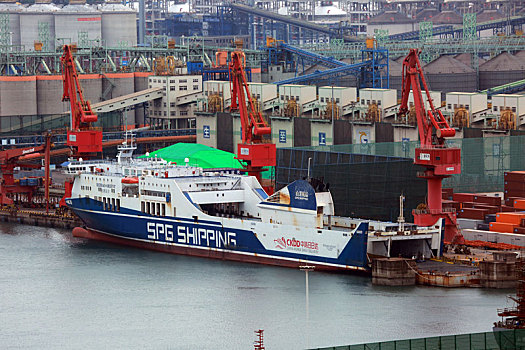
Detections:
[311, 329, 525, 350]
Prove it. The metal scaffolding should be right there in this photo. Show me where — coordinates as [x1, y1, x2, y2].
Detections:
[463, 13, 477, 41]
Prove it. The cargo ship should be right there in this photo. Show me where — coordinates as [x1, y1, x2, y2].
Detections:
[66, 139, 442, 272]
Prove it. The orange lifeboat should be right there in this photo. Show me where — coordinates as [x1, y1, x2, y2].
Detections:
[121, 177, 139, 184]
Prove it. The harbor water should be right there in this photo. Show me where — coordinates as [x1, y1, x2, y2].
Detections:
[0, 222, 509, 349]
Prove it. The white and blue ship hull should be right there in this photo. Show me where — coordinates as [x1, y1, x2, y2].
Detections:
[68, 197, 370, 272]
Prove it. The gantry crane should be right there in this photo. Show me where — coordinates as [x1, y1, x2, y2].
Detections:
[60, 45, 103, 207]
[0, 135, 51, 210]
[229, 51, 276, 194]
[399, 49, 464, 244]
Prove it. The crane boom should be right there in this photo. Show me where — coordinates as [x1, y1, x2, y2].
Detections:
[229, 51, 276, 193]
[61, 45, 102, 157]
[399, 49, 464, 245]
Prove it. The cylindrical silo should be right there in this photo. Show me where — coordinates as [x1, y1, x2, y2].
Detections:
[99, 1, 136, 47]
[54, 0, 101, 46]
[367, 11, 417, 36]
[78, 74, 102, 104]
[36, 75, 65, 116]
[423, 55, 477, 93]
[20, 1, 60, 52]
[479, 52, 525, 91]
[429, 11, 462, 26]
[514, 50, 525, 61]
[0, 0, 23, 47]
[0, 76, 37, 134]
[134, 72, 152, 127]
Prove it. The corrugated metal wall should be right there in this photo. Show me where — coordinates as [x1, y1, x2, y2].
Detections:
[293, 117, 311, 147]
[375, 122, 394, 143]
[334, 120, 352, 145]
[216, 112, 233, 153]
[275, 148, 426, 221]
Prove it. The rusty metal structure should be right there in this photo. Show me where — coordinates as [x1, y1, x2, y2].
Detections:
[496, 259, 525, 330]
[499, 109, 517, 130]
[453, 107, 469, 128]
[366, 103, 380, 122]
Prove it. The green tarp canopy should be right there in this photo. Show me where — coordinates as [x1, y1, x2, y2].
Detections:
[139, 143, 243, 169]
[139, 143, 273, 179]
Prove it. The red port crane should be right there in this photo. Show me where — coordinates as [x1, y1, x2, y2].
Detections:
[229, 51, 276, 193]
[0, 135, 51, 210]
[61, 45, 102, 158]
[60, 45, 103, 208]
[399, 49, 464, 244]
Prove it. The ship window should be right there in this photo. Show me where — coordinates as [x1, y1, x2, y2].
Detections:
[162, 203, 166, 216]
[111, 198, 115, 211]
[141, 201, 145, 213]
[156, 203, 160, 216]
[103, 197, 106, 211]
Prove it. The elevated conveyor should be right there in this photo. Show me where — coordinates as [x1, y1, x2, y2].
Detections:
[229, 3, 333, 35]
[390, 15, 525, 41]
[483, 78, 525, 97]
[274, 61, 371, 86]
[275, 41, 347, 68]
[90, 87, 163, 113]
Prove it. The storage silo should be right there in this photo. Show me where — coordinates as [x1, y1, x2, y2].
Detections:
[423, 55, 477, 93]
[78, 74, 102, 105]
[36, 75, 65, 116]
[134, 72, 152, 127]
[99, 1, 136, 47]
[415, 8, 439, 22]
[0, 76, 37, 134]
[514, 51, 525, 60]
[479, 52, 525, 91]
[367, 11, 416, 36]
[0, 0, 23, 47]
[429, 11, 462, 25]
[20, 1, 59, 51]
[54, 0, 101, 45]
[454, 53, 486, 69]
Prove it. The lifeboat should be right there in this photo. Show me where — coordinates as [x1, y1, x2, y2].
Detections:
[121, 177, 139, 184]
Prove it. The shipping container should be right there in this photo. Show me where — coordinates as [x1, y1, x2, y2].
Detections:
[473, 195, 502, 206]
[477, 223, 490, 231]
[453, 193, 476, 202]
[515, 199, 525, 210]
[496, 212, 525, 225]
[504, 171, 525, 182]
[514, 227, 525, 234]
[458, 208, 489, 220]
[473, 204, 500, 214]
[490, 222, 518, 233]
[485, 213, 497, 224]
